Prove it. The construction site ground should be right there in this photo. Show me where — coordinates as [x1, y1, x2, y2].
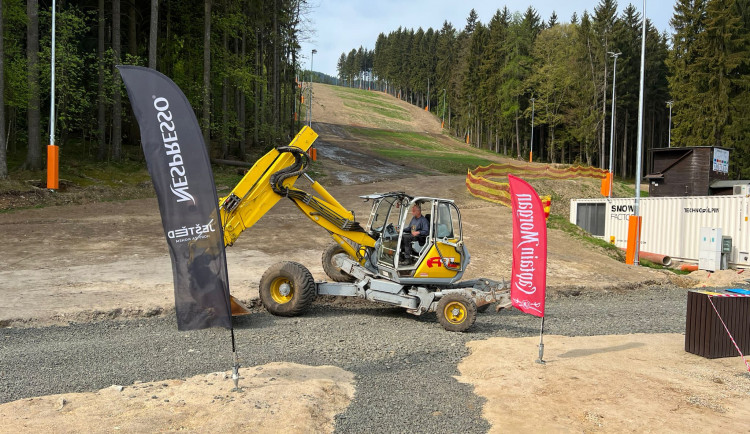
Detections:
[1, 83, 748, 432]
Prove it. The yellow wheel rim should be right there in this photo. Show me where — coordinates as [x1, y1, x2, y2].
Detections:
[443, 301, 467, 324]
[270, 277, 294, 304]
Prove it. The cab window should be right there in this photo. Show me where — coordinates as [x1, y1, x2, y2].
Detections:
[435, 202, 455, 239]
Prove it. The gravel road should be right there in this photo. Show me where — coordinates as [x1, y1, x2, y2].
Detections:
[1, 286, 689, 433]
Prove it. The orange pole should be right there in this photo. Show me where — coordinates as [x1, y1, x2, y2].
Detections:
[625, 216, 642, 265]
[46, 145, 59, 189]
[529, 151, 533, 162]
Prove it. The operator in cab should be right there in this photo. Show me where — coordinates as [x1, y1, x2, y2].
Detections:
[400, 203, 429, 265]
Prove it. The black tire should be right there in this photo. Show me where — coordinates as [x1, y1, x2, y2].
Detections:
[259, 262, 316, 317]
[321, 242, 356, 283]
[436, 293, 477, 332]
[476, 303, 491, 313]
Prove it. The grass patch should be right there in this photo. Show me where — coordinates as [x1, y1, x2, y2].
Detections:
[547, 214, 625, 261]
[348, 127, 440, 150]
[342, 101, 410, 121]
[371, 147, 492, 174]
[639, 258, 691, 274]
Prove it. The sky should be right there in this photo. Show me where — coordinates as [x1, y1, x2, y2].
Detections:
[299, 0, 676, 77]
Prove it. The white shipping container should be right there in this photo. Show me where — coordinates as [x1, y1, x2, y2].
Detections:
[570, 196, 750, 267]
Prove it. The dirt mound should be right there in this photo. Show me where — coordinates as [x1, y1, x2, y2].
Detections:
[686, 269, 750, 288]
[457, 334, 750, 432]
[0, 363, 355, 433]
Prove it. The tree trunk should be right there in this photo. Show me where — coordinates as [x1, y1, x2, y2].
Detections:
[0, 0, 7, 179]
[128, 2, 136, 57]
[514, 110, 520, 158]
[550, 127, 556, 164]
[621, 110, 629, 179]
[272, 0, 279, 129]
[97, 0, 107, 160]
[254, 25, 260, 146]
[221, 29, 228, 158]
[112, 0, 122, 160]
[148, 0, 158, 69]
[25, 0, 41, 170]
[127, 2, 138, 147]
[239, 30, 247, 157]
[202, 0, 211, 148]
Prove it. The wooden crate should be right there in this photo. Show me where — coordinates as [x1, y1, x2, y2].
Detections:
[685, 290, 750, 359]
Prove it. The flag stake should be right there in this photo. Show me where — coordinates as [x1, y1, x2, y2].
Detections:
[535, 316, 546, 365]
[231, 327, 242, 391]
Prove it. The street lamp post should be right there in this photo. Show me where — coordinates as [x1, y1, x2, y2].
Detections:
[529, 97, 535, 162]
[666, 100, 673, 147]
[633, 0, 647, 266]
[309, 49, 316, 127]
[607, 51, 621, 198]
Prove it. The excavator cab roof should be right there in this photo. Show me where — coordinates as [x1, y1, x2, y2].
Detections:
[360, 192, 455, 205]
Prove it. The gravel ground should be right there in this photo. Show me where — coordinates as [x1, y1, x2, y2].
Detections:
[0, 285, 689, 433]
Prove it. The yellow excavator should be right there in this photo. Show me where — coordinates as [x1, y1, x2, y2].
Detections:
[220, 126, 510, 332]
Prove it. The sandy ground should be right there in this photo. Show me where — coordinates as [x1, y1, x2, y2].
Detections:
[457, 334, 750, 432]
[0, 363, 354, 433]
[3, 83, 746, 431]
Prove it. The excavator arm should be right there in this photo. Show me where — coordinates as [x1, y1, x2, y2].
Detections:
[218, 126, 376, 261]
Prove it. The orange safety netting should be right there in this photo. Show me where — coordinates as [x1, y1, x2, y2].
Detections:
[466, 162, 608, 207]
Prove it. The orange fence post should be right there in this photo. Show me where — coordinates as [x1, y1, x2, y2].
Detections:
[46, 145, 59, 190]
[625, 215, 642, 265]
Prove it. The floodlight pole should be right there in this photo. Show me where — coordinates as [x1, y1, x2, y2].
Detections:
[529, 97, 535, 162]
[309, 49, 316, 127]
[634, 0, 647, 266]
[47, 0, 58, 190]
[667, 100, 673, 147]
[608, 51, 621, 198]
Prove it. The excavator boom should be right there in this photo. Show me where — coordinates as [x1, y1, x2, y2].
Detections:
[219, 127, 375, 260]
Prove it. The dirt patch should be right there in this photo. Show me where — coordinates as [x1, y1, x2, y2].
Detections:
[0, 362, 354, 433]
[0, 174, 668, 327]
[457, 334, 750, 432]
[687, 270, 750, 288]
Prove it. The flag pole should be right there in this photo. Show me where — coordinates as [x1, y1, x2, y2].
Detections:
[230, 327, 241, 390]
[535, 316, 546, 364]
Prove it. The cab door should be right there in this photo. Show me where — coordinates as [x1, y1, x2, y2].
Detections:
[412, 201, 467, 280]
[373, 196, 407, 269]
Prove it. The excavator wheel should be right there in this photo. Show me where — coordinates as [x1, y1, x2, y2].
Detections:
[321, 242, 356, 283]
[259, 262, 316, 317]
[436, 293, 477, 332]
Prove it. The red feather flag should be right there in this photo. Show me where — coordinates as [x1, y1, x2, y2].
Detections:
[508, 175, 547, 317]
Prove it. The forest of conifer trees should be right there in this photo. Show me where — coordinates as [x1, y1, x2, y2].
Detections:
[0, 0, 311, 179]
[337, 0, 750, 179]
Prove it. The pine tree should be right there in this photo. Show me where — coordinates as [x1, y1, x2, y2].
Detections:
[691, 0, 750, 148]
[668, 0, 707, 147]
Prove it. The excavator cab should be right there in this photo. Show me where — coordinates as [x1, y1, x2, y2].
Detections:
[364, 193, 469, 283]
